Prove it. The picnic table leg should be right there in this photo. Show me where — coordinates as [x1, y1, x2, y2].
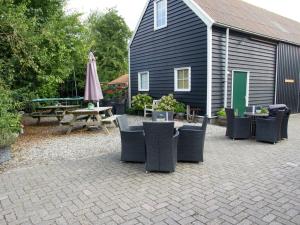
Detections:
[66, 115, 77, 134]
[96, 114, 109, 134]
[107, 109, 118, 127]
[37, 117, 41, 124]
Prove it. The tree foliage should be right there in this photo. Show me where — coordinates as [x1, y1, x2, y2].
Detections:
[0, 1, 131, 110]
[0, 0, 90, 106]
[88, 9, 132, 82]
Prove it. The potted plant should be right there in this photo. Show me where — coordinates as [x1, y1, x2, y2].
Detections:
[155, 94, 179, 120]
[175, 102, 186, 120]
[0, 83, 21, 164]
[131, 93, 153, 115]
[216, 108, 227, 126]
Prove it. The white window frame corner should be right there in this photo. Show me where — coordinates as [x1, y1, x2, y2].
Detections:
[174, 67, 191, 92]
[138, 71, 150, 92]
[154, 0, 168, 31]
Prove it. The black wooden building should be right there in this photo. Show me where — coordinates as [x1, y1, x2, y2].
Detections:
[129, 0, 300, 118]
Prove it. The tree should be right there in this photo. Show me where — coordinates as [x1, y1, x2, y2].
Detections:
[0, 0, 90, 106]
[88, 9, 132, 82]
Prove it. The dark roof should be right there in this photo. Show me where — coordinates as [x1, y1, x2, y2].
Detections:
[193, 0, 300, 45]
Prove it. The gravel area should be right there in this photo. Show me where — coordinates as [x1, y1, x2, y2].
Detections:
[1, 115, 218, 171]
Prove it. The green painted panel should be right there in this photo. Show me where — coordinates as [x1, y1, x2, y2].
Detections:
[233, 71, 248, 117]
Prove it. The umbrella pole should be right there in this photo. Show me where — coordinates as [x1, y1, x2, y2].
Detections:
[96, 101, 99, 108]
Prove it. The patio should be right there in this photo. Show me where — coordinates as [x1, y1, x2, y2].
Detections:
[0, 115, 299, 225]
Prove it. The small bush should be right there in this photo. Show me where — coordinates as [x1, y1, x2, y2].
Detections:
[175, 102, 186, 113]
[131, 94, 153, 111]
[156, 94, 178, 112]
[0, 82, 21, 147]
[217, 108, 226, 118]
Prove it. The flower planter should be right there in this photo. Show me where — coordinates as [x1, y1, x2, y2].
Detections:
[0, 146, 11, 164]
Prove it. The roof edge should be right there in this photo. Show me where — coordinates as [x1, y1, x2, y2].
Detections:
[182, 0, 214, 26]
[214, 22, 300, 47]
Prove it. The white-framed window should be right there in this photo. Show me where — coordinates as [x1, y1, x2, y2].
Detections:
[174, 67, 191, 92]
[138, 71, 149, 91]
[154, 0, 167, 30]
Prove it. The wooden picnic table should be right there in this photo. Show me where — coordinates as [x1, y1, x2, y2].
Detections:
[31, 105, 80, 124]
[64, 107, 117, 134]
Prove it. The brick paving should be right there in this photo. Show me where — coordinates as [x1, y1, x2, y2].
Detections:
[0, 115, 299, 225]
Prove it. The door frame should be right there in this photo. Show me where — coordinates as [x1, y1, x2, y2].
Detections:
[231, 70, 250, 109]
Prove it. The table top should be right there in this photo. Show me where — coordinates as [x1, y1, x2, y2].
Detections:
[37, 105, 80, 110]
[244, 112, 269, 117]
[32, 97, 83, 102]
[68, 107, 112, 115]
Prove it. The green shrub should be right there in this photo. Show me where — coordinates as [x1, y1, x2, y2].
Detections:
[0, 82, 21, 147]
[175, 102, 186, 113]
[217, 108, 226, 118]
[156, 94, 178, 112]
[260, 107, 269, 114]
[131, 94, 153, 111]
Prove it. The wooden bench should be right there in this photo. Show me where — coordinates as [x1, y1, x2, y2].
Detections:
[31, 112, 64, 123]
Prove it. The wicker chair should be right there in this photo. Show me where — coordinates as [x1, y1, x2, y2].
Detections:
[152, 111, 174, 121]
[225, 108, 251, 139]
[177, 116, 208, 162]
[116, 115, 146, 162]
[143, 122, 179, 172]
[268, 105, 290, 139]
[256, 110, 284, 144]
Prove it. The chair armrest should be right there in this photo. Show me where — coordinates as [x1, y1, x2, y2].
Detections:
[129, 126, 144, 131]
[179, 125, 202, 131]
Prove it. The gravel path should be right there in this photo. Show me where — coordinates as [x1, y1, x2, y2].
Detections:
[1, 115, 221, 171]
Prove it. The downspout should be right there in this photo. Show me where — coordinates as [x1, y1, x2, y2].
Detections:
[224, 28, 229, 108]
[274, 44, 279, 104]
[207, 25, 213, 118]
[128, 45, 132, 108]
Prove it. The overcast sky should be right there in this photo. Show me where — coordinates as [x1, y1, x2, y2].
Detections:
[65, 0, 300, 30]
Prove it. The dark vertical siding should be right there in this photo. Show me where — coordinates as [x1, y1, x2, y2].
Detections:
[212, 27, 277, 114]
[276, 43, 300, 113]
[130, 0, 207, 111]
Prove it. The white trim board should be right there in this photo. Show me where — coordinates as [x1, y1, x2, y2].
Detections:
[206, 25, 213, 118]
[231, 70, 250, 109]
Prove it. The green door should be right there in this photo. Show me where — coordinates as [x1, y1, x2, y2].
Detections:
[232, 71, 248, 117]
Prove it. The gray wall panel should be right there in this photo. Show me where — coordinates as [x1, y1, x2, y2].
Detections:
[212, 27, 277, 115]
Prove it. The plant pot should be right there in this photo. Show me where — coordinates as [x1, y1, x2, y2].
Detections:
[0, 146, 11, 164]
[216, 116, 227, 126]
[176, 112, 185, 120]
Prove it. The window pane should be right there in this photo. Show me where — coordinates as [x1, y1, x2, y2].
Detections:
[156, 0, 166, 28]
[178, 70, 184, 80]
[183, 80, 189, 89]
[177, 80, 184, 89]
[140, 73, 148, 90]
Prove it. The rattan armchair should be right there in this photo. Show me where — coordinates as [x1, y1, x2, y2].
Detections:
[177, 116, 208, 162]
[116, 115, 146, 162]
[143, 122, 179, 172]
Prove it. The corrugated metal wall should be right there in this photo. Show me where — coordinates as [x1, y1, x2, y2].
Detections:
[130, 0, 207, 112]
[276, 43, 300, 113]
[212, 27, 277, 115]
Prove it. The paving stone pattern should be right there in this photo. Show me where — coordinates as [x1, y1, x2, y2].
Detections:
[0, 115, 299, 225]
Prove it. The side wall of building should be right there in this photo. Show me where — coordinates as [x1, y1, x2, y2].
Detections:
[212, 26, 277, 115]
[130, 0, 207, 112]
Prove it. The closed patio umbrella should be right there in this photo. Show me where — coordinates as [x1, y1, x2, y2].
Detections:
[84, 52, 103, 107]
